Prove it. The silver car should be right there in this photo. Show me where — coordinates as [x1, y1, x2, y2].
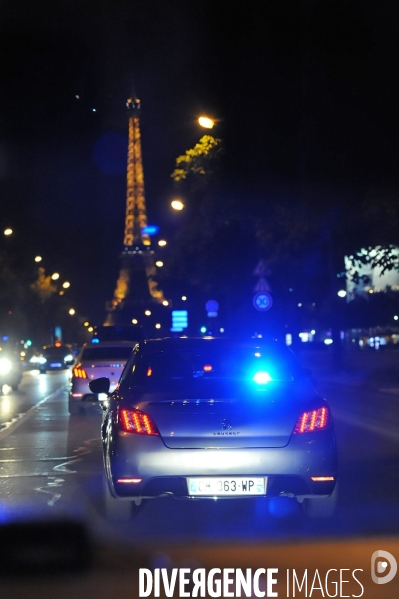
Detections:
[90, 337, 337, 520]
[69, 341, 135, 415]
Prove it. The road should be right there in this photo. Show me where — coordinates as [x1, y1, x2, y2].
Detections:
[0, 362, 398, 545]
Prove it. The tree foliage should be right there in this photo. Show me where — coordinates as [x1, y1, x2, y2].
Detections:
[171, 135, 222, 190]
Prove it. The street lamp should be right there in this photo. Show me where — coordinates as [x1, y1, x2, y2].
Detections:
[158, 239, 167, 247]
[62, 281, 70, 289]
[34, 256, 42, 263]
[198, 116, 215, 129]
[155, 261, 163, 267]
[171, 199, 184, 211]
[51, 273, 60, 281]
[69, 308, 76, 315]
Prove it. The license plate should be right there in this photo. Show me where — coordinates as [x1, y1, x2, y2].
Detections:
[50, 362, 62, 368]
[188, 477, 266, 496]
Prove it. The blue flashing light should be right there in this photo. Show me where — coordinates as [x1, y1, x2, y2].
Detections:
[142, 225, 160, 236]
[2, 335, 9, 342]
[26, 339, 32, 347]
[253, 371, 272, 384]
[91, 338, 100, 344]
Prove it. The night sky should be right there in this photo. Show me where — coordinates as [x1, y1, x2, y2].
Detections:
[1, 0, 398, 325]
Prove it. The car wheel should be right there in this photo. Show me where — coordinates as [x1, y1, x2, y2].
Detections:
[102, 473, 139, 522]
[68, 396, 82, 415]
[301, 484, 338, 518]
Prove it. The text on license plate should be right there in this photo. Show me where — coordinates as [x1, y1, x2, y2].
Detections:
[188, 477, 266, 496]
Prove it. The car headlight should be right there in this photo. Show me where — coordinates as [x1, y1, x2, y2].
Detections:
[37, 357, 47, 365]
[0, 358, 12, 375]
[64, 354, 74, 363]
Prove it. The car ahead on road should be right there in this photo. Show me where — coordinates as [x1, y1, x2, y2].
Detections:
[37, 345, 75, 374]
[69, 341, 136, 415]
[0, 347, 23, 391]
[89, 337, 338, 521]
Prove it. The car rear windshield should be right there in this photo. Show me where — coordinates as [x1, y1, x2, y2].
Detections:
[124, 348, 298, 387]
[81, 347, 133, 361]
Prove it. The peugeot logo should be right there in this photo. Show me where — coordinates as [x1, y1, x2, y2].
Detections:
[213, 419, 240, 435]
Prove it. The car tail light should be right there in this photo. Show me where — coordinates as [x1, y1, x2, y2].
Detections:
[117, 478, 142, 484]
[119, 408, 159, 436]
[73, 367, 87, 379]
[293, 406, 330, 434]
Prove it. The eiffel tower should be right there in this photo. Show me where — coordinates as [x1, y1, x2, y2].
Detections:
[105, 95, 167, 331]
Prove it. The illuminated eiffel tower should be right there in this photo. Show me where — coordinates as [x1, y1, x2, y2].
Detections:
[105, 95, 166, 329]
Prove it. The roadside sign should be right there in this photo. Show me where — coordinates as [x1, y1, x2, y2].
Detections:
[205, 300, 219, 313]
[253, 292, 273, 312]
[254, 277, 271, 293]
[171, 310, 188, 332]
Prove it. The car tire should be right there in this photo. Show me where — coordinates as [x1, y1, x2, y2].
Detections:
[68, 396, 82, 415]
[302, 484, 338, 518]
[102, 473, 137, 522]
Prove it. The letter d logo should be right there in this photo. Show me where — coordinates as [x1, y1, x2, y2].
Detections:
[371, 550, 397, 584]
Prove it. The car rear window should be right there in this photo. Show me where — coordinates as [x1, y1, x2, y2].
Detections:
[81, 347, 133, 361]
[125, 348, 297, 387]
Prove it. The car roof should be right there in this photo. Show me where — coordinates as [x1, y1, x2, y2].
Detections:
[81, 341, 137, 349]
[139, 336, 287, 353]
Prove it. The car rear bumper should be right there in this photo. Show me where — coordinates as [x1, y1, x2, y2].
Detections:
[70, 378, 118, 399]
[108, 429, 337, 499]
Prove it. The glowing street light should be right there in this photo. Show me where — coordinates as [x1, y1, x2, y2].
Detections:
[181, 296, 187, 301]
[337, 290, 347, 298]
[68, 308, 76, 315]
[34, 256, 42, 263]
[198, 116, 215, 129]
[84, 321, 89, 327]
[62, 281, 70, 289]
[145, 310, 151, 316]
[171, 199, 184, 211]
[155, 261, 164, 267]
[88, 326, 94, 332]
[3, 228, 13, 236]
[51, 273, 60, 280]
[162, 300, 169, 306]
[155, 323, 161, 329]
[132, 319, 138, 324]
[158, 239, 167, 247]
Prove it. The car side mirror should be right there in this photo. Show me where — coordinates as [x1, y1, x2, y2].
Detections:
[89, 377, 110, 394]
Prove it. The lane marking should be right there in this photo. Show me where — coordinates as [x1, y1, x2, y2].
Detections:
[35, 477, 64, 507]
[0, 387, 66, 441]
